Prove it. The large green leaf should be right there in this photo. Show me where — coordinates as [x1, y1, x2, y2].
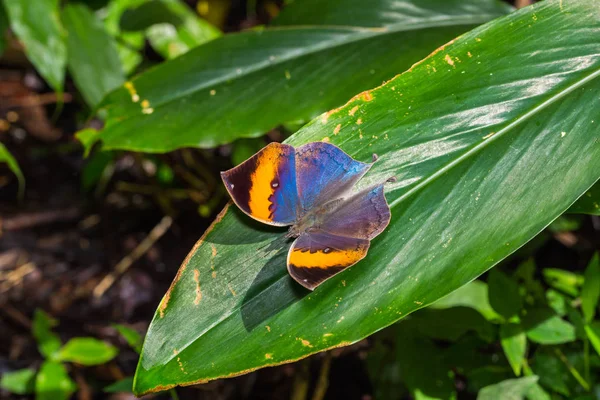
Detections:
[62, 3, 125, 108]
[488, 269, 522, 320]
[134, 0, 600, 394]
[2, 0, 66, 92]
[80, 0, 511, 152]
[500, 324, 526, 376]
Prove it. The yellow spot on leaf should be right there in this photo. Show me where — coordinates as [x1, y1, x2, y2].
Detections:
[141, 99, 154, 114]
[561, 131, 567, 137]
[322, 137, 330, 143]
[212, 271, 217, 279]
[475, 37, 482, 42]
[228, 283, 237, 296]
[349, 106, 359, 116]
[266, 325, 271, 332]
[210, 89, 216, 96]
[193, 269, 202, 305]
[341, 280, 346, 287]
[124, 81, 140, 103]
[483, 132, 495, 140]
[333, 124, 341, 135]
[297, 338, 313, 347]
[356, 118, 362, 125]
[265, 353, 273, 359]
[177, 357, 188, 374]
[444, 54, 455, 67]
[467, 51, 473, 58]
[323, 333, 333, 337]
[285, 70, 291, 80]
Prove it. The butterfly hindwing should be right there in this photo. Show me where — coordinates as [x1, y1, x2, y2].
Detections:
[295, 142, 371, 212]
[220, 142, 298, 226]
[287, 231, 370, 290]
[321, 184, 391, 240]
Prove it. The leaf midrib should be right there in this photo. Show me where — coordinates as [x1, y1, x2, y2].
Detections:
[117, 12, 502, 114]
[149, 64, 600, 372]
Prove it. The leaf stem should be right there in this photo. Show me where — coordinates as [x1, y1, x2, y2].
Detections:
[554, 348, 590, 391]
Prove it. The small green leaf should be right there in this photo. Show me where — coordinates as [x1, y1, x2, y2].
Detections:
[488, 269, 522, 320]
[530, 351, 571, 397]
[32, 309, 62, 359]
[57, 338, 118, 366]
[412, 307, 495, 342]
[0, 368, 36, 395]
[2, 0, 66, 92]
[102, 0, 145, 75]
[524, 383, 551, 400]
[0, 142, 25, 200]
[585, 322, 600, 357]
[546, 289, 567, 316]
[103, 377, 134, 393]
[35, 361, 76, 400]
[63, 3, 125, 108]
[523, 310, 576, 345]
[500, 324, 526, 376]
[581, 253, 600, 323]
[568, 180, 600, 215]
[477, 376, 538, 400]
[114, 324, 143, 353]
[145, 0, 221, 60]
[543, 268, 583, 297]
[431, 280, 501, 321]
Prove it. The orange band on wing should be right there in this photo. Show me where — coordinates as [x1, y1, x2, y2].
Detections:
[289, 247, 367, 269]
[248, 145, 280, 221]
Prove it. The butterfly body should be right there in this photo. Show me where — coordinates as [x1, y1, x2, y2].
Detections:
[221, 142, 392, 290]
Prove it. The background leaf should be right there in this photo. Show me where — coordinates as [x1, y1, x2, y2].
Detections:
[104, 377, 134, 393]
[581, 253, 600, 323]
[35, 361, 76, 400]
[524, 311, 576, 345]
[0, 368, 36, 395]
[62, 3, 125, 108]
[145, 0, 221, 60]
[134, 1, 600, 394]
[568, 181, 600, 215]
[114, 323, 143, 353]
[586, 322, 600, 357]
[2, 0, 66, 92]
[430, 280, 501, 321]
[81, 0, 511, 152]
[56, 337, 118, 366]
[500, 324, 526, 376]
[488, 269, 522, 320]
[477, 376, 538, 400]
[32, 309, 62, 359]
[0, 142, 25, 199]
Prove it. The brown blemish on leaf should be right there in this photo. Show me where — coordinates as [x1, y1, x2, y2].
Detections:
[348, 106, 359, 116]
[444, 54, 455, 67]
[136, 340, 356, 396]
[333, 124, 341, 135]
[210, 244, 217, 278]
[228, 283, 237, 296]
[177, 357, 188, 374]
[265, 325, 271, 332]
[193, 269, 202, 305]
[173, 348, 179, 355]
[356, 118, 362, 125]
[297, 338, 313, 348]
[158, 203, 230, 318]
[265, 353, 273, 359]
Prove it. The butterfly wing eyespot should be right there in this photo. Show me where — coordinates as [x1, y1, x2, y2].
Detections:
[220, 142, 298, 226]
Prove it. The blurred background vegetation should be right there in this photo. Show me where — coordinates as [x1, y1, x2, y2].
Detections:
[0, 0, 599, 399]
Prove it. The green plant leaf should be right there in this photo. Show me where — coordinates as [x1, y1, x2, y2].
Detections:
[35, 361, 76, 400]
[411, 307, 495, 342]
[546, 289, 567, 316]
[104, 377, 134, 393]
[0, 368, 36, 395]
[581, 253, 600, 323]
[543, 268, 583, 297]
[477, 376, 538, 400]
[523, 309, 576, 345]
[145, 0, 221, 60]
[586, 322, 600, 357]
[102, 0, 145, 75]
[114, 324, 143, 353]
[430, 280, 502, 321]
[0, 142, 25, 200]
[134, 1, 600, 394]
[488, 269, 522, 320]
[62, 3, 125, 108]
[2, 0, 66, 92]
[530, 351, 571, 397]
[500, 324, 526, 376]
[568, 180, 600, 215]
[81, 0, 511, 153]
[32, 309, 62, 359]
[56, 338, 118, 366]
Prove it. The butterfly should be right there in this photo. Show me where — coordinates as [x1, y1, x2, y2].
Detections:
[221, 141, 393, 290]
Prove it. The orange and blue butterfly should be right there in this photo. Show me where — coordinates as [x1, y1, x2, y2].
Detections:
[221, 142, 393, 290]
